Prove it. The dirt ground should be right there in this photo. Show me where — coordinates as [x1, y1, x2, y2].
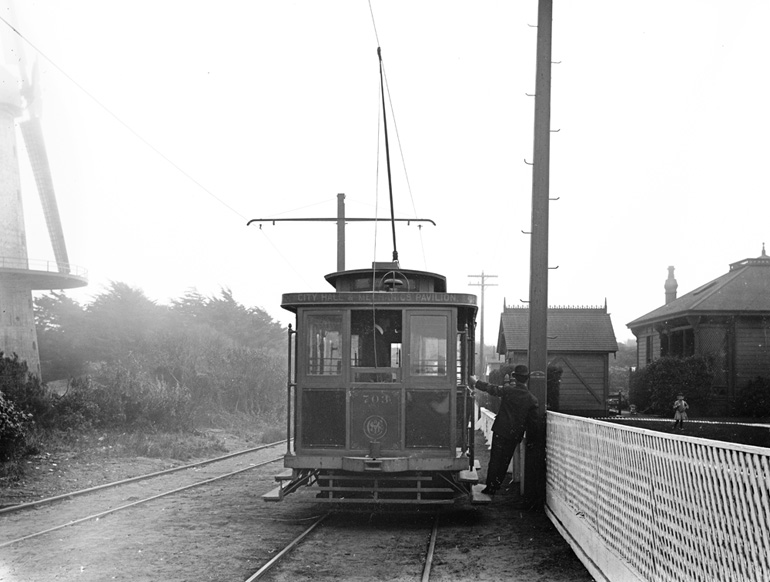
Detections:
[0, 432, 594, 581]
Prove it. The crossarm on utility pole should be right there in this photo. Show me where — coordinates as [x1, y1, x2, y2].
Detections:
[247, 194, 435, 271]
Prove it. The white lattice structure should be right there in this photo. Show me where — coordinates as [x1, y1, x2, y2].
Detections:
[546, 412, 770, 582]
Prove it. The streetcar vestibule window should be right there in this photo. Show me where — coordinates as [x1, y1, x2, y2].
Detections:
[306, 314, 342, 376]
[350, 310, 402, 382]
[410, 315, 448, 376]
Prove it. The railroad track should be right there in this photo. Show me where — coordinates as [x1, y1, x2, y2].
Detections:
[244, 508, 445, 581]
[1, 443, 591, 581]
[0, 440, 288, 517]
[4, 449, 456, 582]
[0, 441, 286, 548]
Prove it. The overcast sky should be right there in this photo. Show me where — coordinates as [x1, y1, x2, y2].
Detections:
[3, 1, 769, 344]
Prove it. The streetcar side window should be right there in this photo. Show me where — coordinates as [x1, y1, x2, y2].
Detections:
[350, 310, 402, 382]
[306, 314, 343, 376]
[409, 315, 448, 376]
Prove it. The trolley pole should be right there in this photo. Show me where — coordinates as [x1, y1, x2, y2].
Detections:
[468, 272, 498, 379]
[525, 0, 553, 506]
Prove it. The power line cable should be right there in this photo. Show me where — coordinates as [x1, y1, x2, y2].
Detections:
[0, 14, 247, 222]
[256, 228, 311, 288]
[271, 197, 337, 217]
[367, 0, 381, 47]
[1, 13, 321, 298]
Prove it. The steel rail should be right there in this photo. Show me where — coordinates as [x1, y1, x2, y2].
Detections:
[421, 511, 440, 582]
[244, 512, 330, 581]
[0, 440, 288, 515]
[0, 456, 282, 549]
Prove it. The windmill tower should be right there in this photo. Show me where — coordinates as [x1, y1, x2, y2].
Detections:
[0, 3, 87, 379]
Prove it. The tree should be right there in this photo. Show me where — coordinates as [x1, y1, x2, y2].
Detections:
[170, 287, 285, 354]
[32, 282, 289, 426]
[85, 282, 167, 362]
[35, 292, 88, 380]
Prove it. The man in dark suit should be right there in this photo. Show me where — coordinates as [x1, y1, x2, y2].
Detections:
[470, 364, 538, 495]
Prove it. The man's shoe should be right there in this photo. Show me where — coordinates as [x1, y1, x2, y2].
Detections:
[481, 486, 497, 495]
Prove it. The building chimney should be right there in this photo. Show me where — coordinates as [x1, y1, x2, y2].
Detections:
[664, 266, 678, 304]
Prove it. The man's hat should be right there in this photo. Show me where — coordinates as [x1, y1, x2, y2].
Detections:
[513, 364, 529, 378]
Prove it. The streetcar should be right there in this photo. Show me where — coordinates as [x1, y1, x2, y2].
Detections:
[263, 261, 481, 504]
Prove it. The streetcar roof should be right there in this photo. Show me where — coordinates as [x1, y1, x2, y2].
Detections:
[324, 262, 447, 292]
[280, 262, 477, 312]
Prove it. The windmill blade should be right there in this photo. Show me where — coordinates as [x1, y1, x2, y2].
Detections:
[5, 0, 70, 273]
[20, 115, 71, 273]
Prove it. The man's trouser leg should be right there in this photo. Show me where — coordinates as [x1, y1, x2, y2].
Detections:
[487, 433, 515, 490]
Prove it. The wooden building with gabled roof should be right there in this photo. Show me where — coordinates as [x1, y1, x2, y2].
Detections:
[627, 246, 770, 403]
[496, 304, 618, 414]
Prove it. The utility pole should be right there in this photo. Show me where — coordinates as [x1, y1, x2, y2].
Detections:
[468, 272, 498, 379]
[526, 0, 553, 506]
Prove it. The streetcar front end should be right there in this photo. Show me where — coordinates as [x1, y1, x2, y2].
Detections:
[263, 263, 480, 504]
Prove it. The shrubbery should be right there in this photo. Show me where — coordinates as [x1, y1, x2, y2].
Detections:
[1, 284, 289, 457]
[1, 353, 45, 460]
[83, 363, 194, 430]
[629, 355, 715, 415]
[0, 391, 31, 461]
[0, 352, 50, 422]
[732, 376, 770, 418]
[31, 284, 287, 428]
[0, 285, 291, 478]
[1, 355, 197, 434]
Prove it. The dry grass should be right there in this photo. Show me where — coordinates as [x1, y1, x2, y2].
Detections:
[0, 412, 285, 484]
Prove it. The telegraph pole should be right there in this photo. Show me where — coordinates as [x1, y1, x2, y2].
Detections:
[526, 0, 553, 506]
[468, 272, 498, 379]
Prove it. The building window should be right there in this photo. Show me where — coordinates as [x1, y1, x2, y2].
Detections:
[661, 328, 695, 359]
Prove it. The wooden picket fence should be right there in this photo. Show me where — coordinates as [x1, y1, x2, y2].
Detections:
[545, 412, 770, 582]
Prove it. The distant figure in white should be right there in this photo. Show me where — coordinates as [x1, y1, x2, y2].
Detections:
[672, 393, 689, 430]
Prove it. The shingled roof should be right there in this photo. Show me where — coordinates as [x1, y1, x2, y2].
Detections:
[498, 306, 618, 354]
[627, 247, 770, 329]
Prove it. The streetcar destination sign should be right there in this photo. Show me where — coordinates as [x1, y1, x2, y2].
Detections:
[282, 292, 477, 306]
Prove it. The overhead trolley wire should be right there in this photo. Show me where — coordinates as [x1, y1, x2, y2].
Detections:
[367, 0, 382, 47]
